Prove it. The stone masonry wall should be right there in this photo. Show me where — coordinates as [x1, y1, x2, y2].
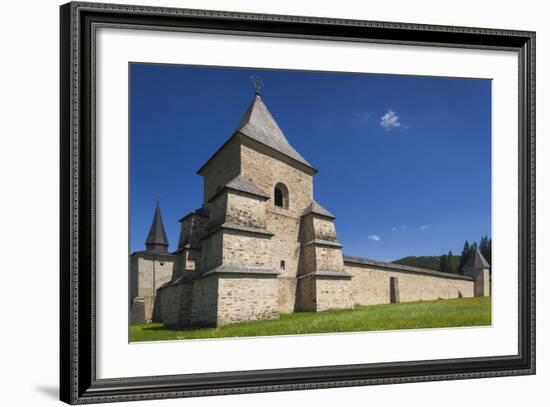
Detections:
[315, 277, 354, 311]
[277, 276, 298, 314]
[345, 262, 475, 306]
[200, 231, 223, 272]
[202, 139, 241, 202]
[226, 191, 268, 229]
[178, 214, 208, 250]
[206, 193, 228, 230]
[298, 245, 317, 275]
[134, 254, 174, 298]
[130, 253, 174, 322]
[172, 248, 202, 275]
[312, 217, 339, 242]
[159, 283, 193, 327]
[240, 141, 313, 219]
[268, 212, 301, 278]
[240, 142, 313, 283]
[190, 274, 219, 326]
[296, 275, 316, 312]
[315, 246, 345, 271]
[222, 232, 272, 267]
[217, 274, 279, 326]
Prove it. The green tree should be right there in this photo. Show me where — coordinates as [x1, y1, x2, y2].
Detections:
[439, 253, 447, 273]
[446, 250, 458, 274]
[457, 240, 470, 275]
[487, 238, 492, 265]
[479, 235, 490, 262]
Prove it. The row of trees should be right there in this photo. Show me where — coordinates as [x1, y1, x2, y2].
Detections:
[439, 235, 492, 275]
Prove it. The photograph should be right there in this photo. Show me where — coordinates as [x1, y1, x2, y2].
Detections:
[129, 64, 493, 342]
[55, 1, 536, 404]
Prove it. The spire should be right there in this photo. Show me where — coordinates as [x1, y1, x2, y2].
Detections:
[234, 94, 316, 171]
[145, 201, 169, 253]
[463, 248, 490, 270]
[196, 93, 318, 176]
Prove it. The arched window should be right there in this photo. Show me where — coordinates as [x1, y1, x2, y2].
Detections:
[274, 183, 289, 209]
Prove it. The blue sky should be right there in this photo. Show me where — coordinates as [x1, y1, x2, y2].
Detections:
[130, 63, 491, 262]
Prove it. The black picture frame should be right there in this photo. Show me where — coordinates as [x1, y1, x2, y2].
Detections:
[60, 2, 536, 404]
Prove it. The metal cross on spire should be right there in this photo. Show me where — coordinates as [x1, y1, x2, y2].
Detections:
[250, 74, 264, 95]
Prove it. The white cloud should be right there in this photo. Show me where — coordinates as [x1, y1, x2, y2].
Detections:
[419, 225, 429, 231]
[368, 234, 381, 241]
[391, 226, 397, 232]
[380, 110, 401, 130]
[401, 225, 407, 229]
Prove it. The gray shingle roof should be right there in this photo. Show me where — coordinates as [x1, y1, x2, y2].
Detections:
[302, 201, 336, 219]
[208, 175, 270, 202]
[178, 207, 209, 223]
[343, 255, 474, 281]
[202, 264, 280, 277]
[226, 175, 270, 199]
[302, 238, 342, 248]
[298, 270, 352, 279]
[197, 95, 317, 175]
[145, 202, 169, 252]
[463, 249, 490, 269]
[202, 222, 274, 240]
[236, 95, 315, 171]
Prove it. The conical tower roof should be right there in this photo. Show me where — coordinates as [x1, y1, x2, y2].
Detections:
[145, 201, 169, 253]
[463, 248, 490, 269]
[198, 94, 317, 175]
[236, 94, 314, 169]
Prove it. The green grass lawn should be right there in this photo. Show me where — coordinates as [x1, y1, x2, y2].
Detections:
[130, 296, 491, 342]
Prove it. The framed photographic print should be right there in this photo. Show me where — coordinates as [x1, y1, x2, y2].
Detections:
[60, 1, 535, 404]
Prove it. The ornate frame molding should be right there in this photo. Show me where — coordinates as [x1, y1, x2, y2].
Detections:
[60, 2, 535, 404]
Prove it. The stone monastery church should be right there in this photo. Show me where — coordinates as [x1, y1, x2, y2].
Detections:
[130, 92, 491, 327]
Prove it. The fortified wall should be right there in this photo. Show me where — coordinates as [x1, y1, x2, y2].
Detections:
[130, 93, 490, 328]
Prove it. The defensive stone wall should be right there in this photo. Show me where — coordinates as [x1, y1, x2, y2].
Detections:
[130, 252, 174, 322]
[277, 276, 298, 314]
[159, 281, 193, 327]
[344, 257, 475, 306]
[217, 273, 279, 325]
[315, 275, 354, 311]
[190, 274, 219, 326]
[226, 191, 268, 229]
[222, 231, 272, 267]
[297, 272, 353, 312]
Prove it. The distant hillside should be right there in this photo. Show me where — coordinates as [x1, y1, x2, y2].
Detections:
[392, 255, 460, 272]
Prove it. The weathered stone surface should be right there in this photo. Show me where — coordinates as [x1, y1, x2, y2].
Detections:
[464, 267, 490, 297]
[345, 261, 475, 305]
[131, 297, 146, 324]
[130, 252, 174, 323]
[159, 282, 193, 327]
[130, 94, 485, 331]
[190, 274, 219, 326]
[217, 274, 279, 326]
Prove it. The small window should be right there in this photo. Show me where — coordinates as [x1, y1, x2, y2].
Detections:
[274, 183, 289, 209]
[160, 262, 164, 266]
[280, 260, 286, 270]
[274, 188, 283, 207]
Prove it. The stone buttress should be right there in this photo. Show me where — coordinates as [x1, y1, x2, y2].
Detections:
[297, 202, 353, 311]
